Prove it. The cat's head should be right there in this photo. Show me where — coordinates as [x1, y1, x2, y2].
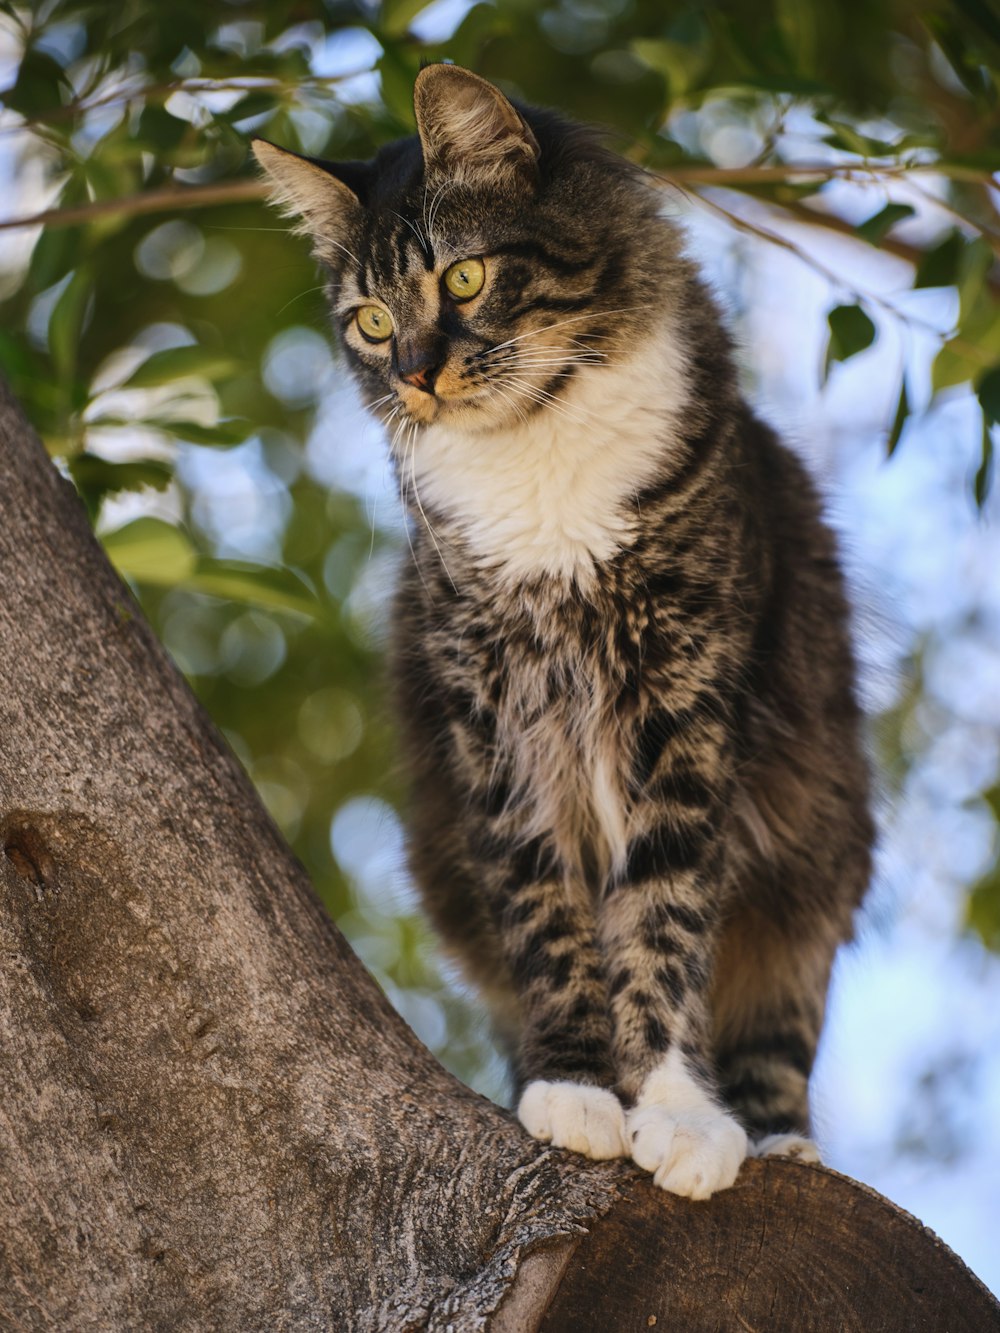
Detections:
[253, 65, 675, 440]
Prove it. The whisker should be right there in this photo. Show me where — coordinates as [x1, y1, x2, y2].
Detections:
[483, 306, 643, 355]
[503, 376, 598, 429]
[368, 391, 398, 414]
[488, 381, 531, 426]
[422, 179, 439, 243]
[510, 355, 607, 370]
[515, 367, 601, 377]
[276, 283, 329, 316]
[427, 180, 455, 240]
[510, 347, 608, 361]
[391, 209, 430, 258]
[323, 237, 362, 268]
[408, 426, 458, 592]
[398, 481, 430, 598]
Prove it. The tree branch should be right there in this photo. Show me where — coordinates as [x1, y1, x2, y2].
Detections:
[659, 161, 998, 186]
[0, 179, 267, 231]
[2, 158, 996, 236]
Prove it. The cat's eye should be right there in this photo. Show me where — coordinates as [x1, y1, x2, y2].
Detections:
[356, 305, 394, 342]
[443, 258, 486, 302]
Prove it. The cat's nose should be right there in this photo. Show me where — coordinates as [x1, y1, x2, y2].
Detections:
[396, 337, 443, 394]
[402, 364, 435, 392]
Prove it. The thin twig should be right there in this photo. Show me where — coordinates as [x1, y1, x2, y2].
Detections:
[0, 68, 375, 138]
[764, 195, 1000, 286]
[688, 186, 995, 366]
[0, 179, 267, 231]
[656, 161, 997, 186]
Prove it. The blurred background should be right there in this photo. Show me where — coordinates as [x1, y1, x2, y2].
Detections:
[1, 0, 998, 1294]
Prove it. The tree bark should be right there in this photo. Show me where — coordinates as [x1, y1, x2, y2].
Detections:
[1, 380, 997, 1331]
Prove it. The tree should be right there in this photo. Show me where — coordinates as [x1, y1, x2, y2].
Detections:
[1, 0, 1000, 1299]
[3, 375, 998, 1329]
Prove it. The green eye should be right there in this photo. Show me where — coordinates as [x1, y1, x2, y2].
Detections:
[356, 305, 393, 342]
[443, 257, 486, 301]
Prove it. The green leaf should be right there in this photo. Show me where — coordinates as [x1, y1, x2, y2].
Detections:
[914, 231, 964, 290]
[136, 104, 190, 151]
[824, 304, 876, 378]
[5, 46, 69, 118]
[381, 0, 434, 38]
[185, 560, 322, 618]
[968, 852, 1000, 950]
[26, 224, 82, 293]
[774, 0, 819, 73]
[445, 3, 516, 67]
[976, 365, 1000, 425]
[223, 91, 281, 124]
[718, 72, 830, 96]
[975, 412, 995, 508]
[983, 782, 1000, 823]
[377, 42, 421, 128]
[0, 330, 40, 402]
[87, 415, 253, 447]
[819, 117, 898, 156]
[932, 337, 978, 394]
[923, 13, 992, 100]
[958, 238, 995, 325]
[102, 518, 197, 584]
[48, 268, 93, 383]
[71, 454, 173, 496]
[938, 148, 1000, 170]
[121, 345, 242, 389]
[70, 455, 173, 521]
[101, 530, 320, 616]
[856, 203, 915, 247]
[631, 36, 711, 96]
[955, 0, 1000, 51]
[887, 377, 909, 456]
[159, 418, 253, 447]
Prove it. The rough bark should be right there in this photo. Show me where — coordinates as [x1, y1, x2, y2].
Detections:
[0, 380, 997, 1331]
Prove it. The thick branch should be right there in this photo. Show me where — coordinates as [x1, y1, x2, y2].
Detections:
[0, 380, 625, 1329]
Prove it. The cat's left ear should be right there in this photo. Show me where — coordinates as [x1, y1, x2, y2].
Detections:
[414, 64, 540, 189]
[252, 139, 368, 261]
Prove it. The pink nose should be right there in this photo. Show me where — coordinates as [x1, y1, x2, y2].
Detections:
[396, 337, 443, 394]
[402, 365, 433, 392]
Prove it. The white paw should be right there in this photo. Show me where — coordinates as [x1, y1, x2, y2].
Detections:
[626, 1049, 748, 1200]
[517, 1080, 629, 1160]
[752, 1133, 822, 1164]
[627, 1103, 747, 1200]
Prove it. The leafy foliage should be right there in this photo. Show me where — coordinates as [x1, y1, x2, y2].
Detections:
[0, 0, 999, 1073]
[824, 304, 877, 377]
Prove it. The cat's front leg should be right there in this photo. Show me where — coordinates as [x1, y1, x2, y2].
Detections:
[483, 843, 630, 1161]
[601, 826, 747, 1199]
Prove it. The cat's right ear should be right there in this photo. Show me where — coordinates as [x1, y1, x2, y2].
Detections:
[251, 139, 365, 259]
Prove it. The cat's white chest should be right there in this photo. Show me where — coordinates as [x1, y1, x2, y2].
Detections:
[494, 632, 633, 881]
[412, 332, 688, 582]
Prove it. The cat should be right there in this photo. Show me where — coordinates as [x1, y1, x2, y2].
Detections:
[253, 63, 874, 1200]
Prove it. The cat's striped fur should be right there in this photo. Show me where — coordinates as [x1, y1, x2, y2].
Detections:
[254, 64, 874, 1198]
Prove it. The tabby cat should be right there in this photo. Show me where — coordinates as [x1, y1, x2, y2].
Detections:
[253, 64, 873, 1200]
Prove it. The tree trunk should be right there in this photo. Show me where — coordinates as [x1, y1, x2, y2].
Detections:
[1, 380, 997, 1331]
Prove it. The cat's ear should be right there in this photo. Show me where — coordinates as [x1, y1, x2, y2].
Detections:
[414, 65, 539, 188]
[251, 139, 365, 258]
